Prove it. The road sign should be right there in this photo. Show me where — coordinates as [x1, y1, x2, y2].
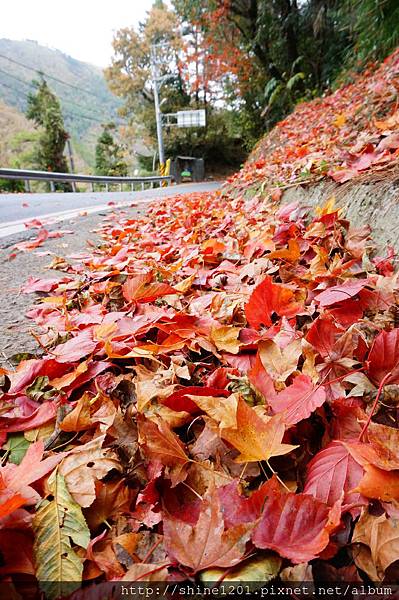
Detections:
[176, 109, 206, 128]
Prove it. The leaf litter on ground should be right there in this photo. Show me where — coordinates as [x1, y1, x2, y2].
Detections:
[2, 47, 399, 598]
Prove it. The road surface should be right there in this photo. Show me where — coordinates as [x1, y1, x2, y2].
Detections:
[0, 180, 222, 362]
[0, 181, 221, 238]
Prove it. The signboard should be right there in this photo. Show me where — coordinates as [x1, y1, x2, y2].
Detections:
[176, 109, 206, 128]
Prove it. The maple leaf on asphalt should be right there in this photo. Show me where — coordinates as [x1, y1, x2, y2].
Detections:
[163, 486, 251, 573]
[245, 275, 304, 329]
[220, 396, 298, 463]
[268, 374, 326, 426]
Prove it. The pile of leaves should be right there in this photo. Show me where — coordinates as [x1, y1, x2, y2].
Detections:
[3, 51, 399, 600]
[228, 48, 399, 194]
[2, 189, 399, 596]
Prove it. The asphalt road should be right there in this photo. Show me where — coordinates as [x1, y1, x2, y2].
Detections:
[0, 181, 221, 237]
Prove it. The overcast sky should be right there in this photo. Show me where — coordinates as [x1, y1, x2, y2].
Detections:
[0, 0, 159, 66]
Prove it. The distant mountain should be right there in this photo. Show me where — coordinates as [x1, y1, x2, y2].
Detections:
[0, 39, 121, 168]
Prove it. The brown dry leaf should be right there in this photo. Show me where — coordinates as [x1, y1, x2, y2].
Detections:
[163, 485, 251, 573]
[352, 509, 399, 581]
[59, 435, 121, 507]
[138, 416, 190, 486]
[84, 480, 134, 530]
[259, 339, 302, 383]
[280, 562, 313, 582]
[60, 393, 92, 432]
[121, 563, 169, 581]
[210, 325, 241, 354]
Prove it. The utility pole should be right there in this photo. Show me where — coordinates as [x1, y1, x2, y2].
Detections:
[150, 45, 165, 169]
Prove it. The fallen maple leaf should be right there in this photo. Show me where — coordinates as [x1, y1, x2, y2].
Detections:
[367, 328, 399, 385]
[258, 338, 302, 383]
[59, 435, 120, 507]
[163, 486, 250, 573]
[138, 416, 190, 486]
[268, 374, 326, 426]
[220, 396, 298, 463]
[218, 477, 281, 528]
[210, 325, 241, 354]
[252, 489, 341, 563]
[352, 509, 399, 581]
[355, 463, 399, 502]
[122, 273, 176, 303]
[245, 275, 304, 329]
[314, 279, 367, 307]
[0, 440, 63, 509]
[304, 440, 364, 508]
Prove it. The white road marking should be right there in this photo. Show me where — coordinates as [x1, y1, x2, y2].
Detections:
[0, 197, 155, 238]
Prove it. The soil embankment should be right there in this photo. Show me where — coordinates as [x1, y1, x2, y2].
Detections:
[281, 168, 399, 251]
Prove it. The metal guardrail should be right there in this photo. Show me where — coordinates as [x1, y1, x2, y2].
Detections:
[0, 168, 171, 193]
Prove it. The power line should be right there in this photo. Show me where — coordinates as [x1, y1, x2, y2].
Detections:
[0, 52, 102, 99]
[0, 80, 21, 94]
[0, 79, 106, 124]
[0, 66, 112, 121]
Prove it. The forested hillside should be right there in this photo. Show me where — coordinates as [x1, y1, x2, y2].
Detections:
[0, 39, 121, 167]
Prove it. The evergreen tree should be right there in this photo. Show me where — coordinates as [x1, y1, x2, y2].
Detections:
[26, 76, 70, 187]
[95, 123, 128, 177]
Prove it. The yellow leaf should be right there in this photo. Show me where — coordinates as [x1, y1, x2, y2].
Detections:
[39, 296, 65, 306]
[24, 421, 55, 442]
[189, 393, 238, 429]
[315, 196, 336, 217]
[200, 553, 282, 587]
[94, 322, 118, 341]
[174, 274, 196, 293]
[333, 113, 346, 127]
[220, 396, 298, 463]
[211, 325, 241, 354]
[33, 470, 89, 600]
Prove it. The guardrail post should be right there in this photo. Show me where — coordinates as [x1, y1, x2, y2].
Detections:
[24, 180, 31, 193]
[50, 181, 55, 192]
